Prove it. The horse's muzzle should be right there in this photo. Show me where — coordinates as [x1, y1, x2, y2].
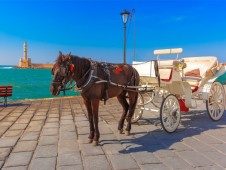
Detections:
[50, 84, 61, 96]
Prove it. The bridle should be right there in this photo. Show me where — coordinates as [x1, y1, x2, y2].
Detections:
[51, 59, 74, 95]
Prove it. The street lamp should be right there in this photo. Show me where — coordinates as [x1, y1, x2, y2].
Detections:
[120, 9, 130, 64]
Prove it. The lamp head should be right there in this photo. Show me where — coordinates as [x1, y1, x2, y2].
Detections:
[120, 9, 130, 24]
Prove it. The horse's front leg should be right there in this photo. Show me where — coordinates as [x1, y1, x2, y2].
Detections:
[117, 93, 129, 134]
[83, 99, 94, 143]
[91, 99, 100, 146]
[125, 92, 138, 136]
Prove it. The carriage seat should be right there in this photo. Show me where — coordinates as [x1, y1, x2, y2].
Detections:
[158, 60, 178, 80]
[182, 56, 218, 88]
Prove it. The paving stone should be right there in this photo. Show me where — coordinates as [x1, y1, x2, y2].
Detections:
[48, 114, 59, 118]
[0, 137, 19, 148]
[15, 119, 31, 124]
[108, 154, 139, 169]
[46, 117, 59, 122]
[0, 127, 8, 136]
[44, 122, 59, 128]
[41, 128, 58, 136]
[36, 112, 47, 116]
[0, 148, 11, 161]
[26, 125, 42, 132]
[167, 142, 193, 152]
[58, 140, 79, 154]
[61, 115, 73, 120]
[9, 113, 22, 117]
[57, 165, 84, 170]
[10, 124, 27, 130]
[77, 134, 91, 144]
[13, 141, 37, 152]
[34, 145, 58, 158]
[177, 150, 214, 168]
[77, 126, 89, 135]
[203, 151, 226, 168]
[30, 157, 56, 170]
[60, 120, 74, 125]
[4, 152, 33, 167]
[0, 122, 14, 127]
[60, 124, 76, 132]
[80, 143, 104, 156]
[83, 155, 111, 170]
[182, 137, 216, 152]
[38, 135, 58, 146]
[131, 151, 161, 165]
[3, 130, 24, 137]
[2, 166, 28, 170]
[102, 143, 125, 155]
[3, 117, 18, 122]
[76, 121, 89, 127]
[32, 116, 46, 121]
[0, 160, 4, 168]
[140, 163, 170, 170]
[160, 156, 194, 169]
[60, 131, 77, 140]
[20, 132, 39, 141]
[57, 152, 82, 166]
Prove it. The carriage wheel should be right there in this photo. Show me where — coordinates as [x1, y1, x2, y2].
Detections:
[206, 82, 225, 121]
[160, 94, 181, 133]
[131, 92, 144, 123]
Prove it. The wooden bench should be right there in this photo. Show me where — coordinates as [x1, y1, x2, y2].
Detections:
[0, 86, 13, 107]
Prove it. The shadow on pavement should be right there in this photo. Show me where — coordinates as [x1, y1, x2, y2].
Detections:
[118, 110, 226, 154]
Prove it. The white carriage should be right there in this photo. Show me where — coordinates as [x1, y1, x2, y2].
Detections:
[132, 48, 226, 133]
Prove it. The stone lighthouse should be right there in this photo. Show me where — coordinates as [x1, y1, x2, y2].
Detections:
[19, 41, 32, 68]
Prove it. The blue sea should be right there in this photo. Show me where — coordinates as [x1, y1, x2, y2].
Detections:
[0, 65, 79, 101]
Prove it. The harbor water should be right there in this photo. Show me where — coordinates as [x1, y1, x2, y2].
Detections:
[0, 66, 79, 101]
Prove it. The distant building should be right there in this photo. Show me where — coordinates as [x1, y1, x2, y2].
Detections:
[18, 41, 53, 69]
[19, 42, 32, 68]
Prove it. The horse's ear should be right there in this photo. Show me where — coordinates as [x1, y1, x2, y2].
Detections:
[59, 51, 62, 56]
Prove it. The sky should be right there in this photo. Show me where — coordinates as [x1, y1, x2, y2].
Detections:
[0, 0, 226, 65]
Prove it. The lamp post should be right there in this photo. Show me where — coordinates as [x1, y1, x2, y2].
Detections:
[120, 9, 130, 64]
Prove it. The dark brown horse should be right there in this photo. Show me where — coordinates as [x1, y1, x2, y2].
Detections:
[50, 52, 140, 146]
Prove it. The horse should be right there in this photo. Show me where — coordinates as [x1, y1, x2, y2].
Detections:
[50, 51, 140, 146]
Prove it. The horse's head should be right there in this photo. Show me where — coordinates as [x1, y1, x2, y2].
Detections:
[50, 51, 74, 96]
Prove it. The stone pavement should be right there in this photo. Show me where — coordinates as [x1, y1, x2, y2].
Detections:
[0, 96, 226, 170]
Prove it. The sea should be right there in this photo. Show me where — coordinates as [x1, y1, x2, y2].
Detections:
[0, 65, 79, 101]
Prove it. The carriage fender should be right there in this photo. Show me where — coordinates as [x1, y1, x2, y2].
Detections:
[201, 65, 226, 100]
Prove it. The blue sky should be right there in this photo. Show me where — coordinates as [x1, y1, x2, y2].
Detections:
[0, 0, 226, 65]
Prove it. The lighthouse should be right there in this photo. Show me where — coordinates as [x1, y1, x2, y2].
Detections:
[24, 41, 28, 60]
[19, 41, 31, 68]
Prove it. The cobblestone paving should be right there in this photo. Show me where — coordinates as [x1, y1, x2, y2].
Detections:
[0, 96, 226, 170]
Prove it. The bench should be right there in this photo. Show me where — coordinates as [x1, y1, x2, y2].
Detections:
[182, 56, 218, 91]
[0, 86, 13, 107]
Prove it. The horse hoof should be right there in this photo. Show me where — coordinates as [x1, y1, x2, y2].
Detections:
[88, 139, 93, 143]
[118, 129, 123, 134]
[93, 141, 99, 146]
[125, 131, 130, 136]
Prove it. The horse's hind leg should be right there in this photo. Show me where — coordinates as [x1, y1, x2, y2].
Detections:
[125, 91, 138, 136]
[83, 99, 94, 143]
[117, 92, 129, 134]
